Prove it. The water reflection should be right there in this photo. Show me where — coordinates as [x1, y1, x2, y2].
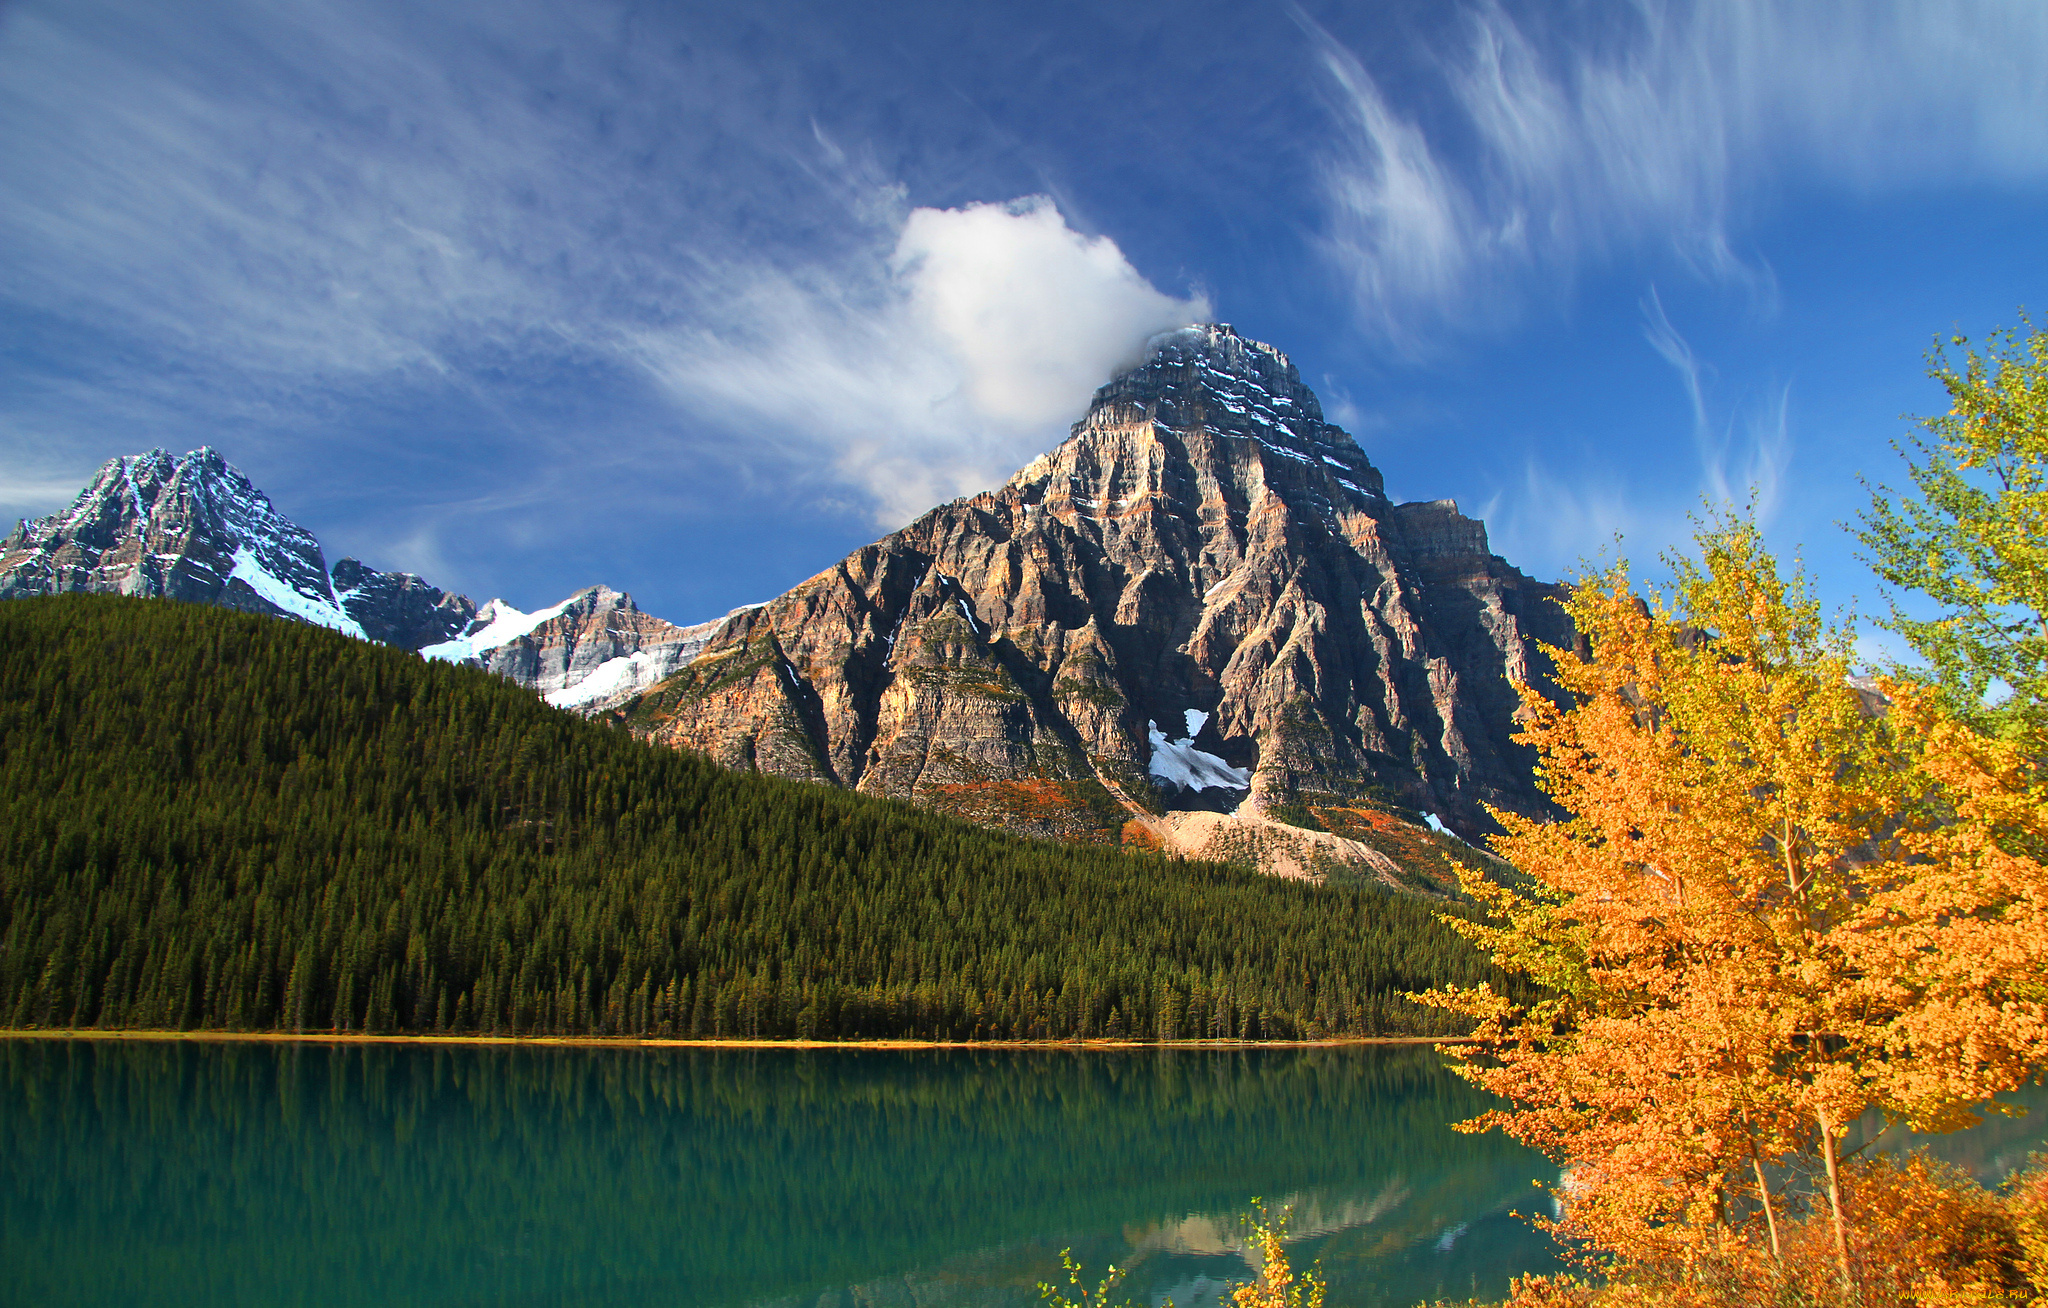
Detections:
[1846, 1081, 2048, 1186]
[3, 1041, 1549, 1307]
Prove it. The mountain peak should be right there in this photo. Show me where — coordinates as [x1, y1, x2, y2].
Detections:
[640, 322, 1569, 875]
[1036, 319, 1373, 508]
[1145, 323, 1308, 398]
[1, 446, 477, 649]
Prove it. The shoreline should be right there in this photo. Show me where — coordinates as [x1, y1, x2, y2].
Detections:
[0, 1028, 1477, 1050]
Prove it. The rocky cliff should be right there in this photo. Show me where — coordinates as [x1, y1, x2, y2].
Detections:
[626, 325, 1571, 873]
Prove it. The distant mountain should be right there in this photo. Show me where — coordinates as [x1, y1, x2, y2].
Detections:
[0, 447, 475, 647]
[419, 585, 749, 712]
[0, 446, 715, 711]
[623, 325, 1572, 876]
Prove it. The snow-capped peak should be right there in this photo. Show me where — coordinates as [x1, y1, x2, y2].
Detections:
[2, 445, 476, 649]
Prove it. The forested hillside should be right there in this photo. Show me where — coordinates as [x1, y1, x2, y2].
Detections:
[0, 595, 1502, 1040]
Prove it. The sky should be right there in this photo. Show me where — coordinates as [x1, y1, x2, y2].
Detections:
[2, 0, 2043, 640]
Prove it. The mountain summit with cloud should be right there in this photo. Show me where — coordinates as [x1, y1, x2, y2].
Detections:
[635, 196, 1210, 527]
[625, 323, 1571, 882]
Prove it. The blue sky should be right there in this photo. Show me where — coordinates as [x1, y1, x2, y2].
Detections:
[2, 0, 2043, 639]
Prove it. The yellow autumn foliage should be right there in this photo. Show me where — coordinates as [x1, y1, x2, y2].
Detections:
[1416, 515, 2048, 1306]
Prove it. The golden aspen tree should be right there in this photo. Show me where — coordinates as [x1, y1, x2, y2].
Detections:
[1418, 517, 2048, 1304]
[1229, 1203, 1327, 1308]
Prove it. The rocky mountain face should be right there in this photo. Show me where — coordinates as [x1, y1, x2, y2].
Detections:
[331, 557, 480, 650]
[0, 449, 708, 713]
[626, 324, 1572, 877]
[0, 447, 476, 644]
[421, 585, 744, 712]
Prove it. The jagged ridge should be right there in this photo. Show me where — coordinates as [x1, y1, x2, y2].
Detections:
[0, 448, 713, 709]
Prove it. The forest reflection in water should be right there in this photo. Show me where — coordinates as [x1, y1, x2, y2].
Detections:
[21, 1038, 2028, 1308]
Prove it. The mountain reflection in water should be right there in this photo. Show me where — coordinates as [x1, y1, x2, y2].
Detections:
[3, 1041, 1549, 1307]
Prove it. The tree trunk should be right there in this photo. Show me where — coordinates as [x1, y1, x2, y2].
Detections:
[1817, 1106, 1857, 1302]
[1752, 1154, 1783, 1264]
[1783, 813, 1803, 895]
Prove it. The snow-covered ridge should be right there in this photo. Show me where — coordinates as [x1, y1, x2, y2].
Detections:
[423, 590, 755, 714]
[420, 596, 577, 664]
[546, 605, 757, 708]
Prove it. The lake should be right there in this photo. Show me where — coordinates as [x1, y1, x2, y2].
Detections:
[6, 1039, 2042, 1308]
[0, 1040, 1561, 1308]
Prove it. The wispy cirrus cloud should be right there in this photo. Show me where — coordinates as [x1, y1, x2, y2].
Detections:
[0, 464, 107, 523]
[1298, 0, 2048, 346]
[0, 0, 1204, 550]
[1477, 292, 1794, 579]
[1640, 289, 1791, 522]
[1477, 459, 1647, 584]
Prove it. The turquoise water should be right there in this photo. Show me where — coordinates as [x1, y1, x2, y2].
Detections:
[1, 1040, 1556, 1307]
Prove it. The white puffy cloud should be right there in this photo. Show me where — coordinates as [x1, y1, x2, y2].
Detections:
[636, 197, 1209, 525]
[893, 198, 1199, 430]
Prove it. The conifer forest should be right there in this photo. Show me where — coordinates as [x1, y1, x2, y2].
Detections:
[0, 594, 1501, 1041]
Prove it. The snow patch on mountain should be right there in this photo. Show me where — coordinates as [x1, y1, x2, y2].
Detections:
[542, 606, 745, 710]
[419, 597, 575, 663]
[229, 546, 367, 639]
[1148, 715, 1250, 792]
[544, 650, 661, 709]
